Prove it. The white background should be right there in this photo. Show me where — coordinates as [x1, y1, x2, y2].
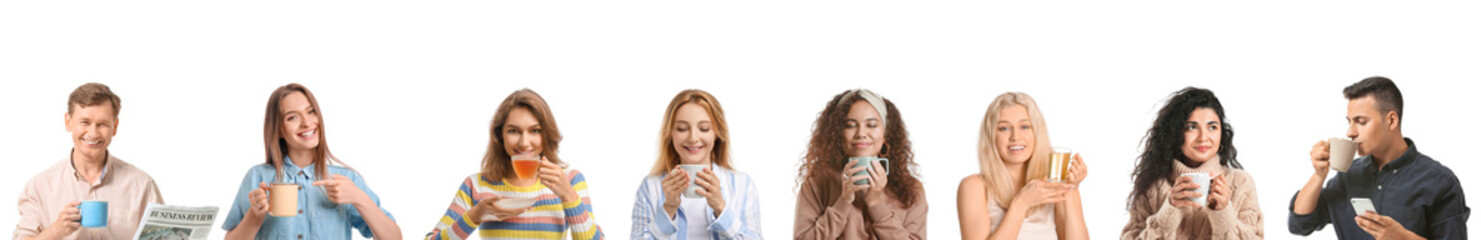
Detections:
[3, 2, 1478, 239]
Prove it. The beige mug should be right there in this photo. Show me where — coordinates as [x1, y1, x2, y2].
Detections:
[1328, 137, 1357, 172]
[269, 183, 299, 217]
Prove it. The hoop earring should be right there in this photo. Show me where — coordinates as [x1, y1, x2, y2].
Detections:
[880, 142, 890, 158]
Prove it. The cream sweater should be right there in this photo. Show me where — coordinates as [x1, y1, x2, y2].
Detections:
[1121, 158, 1264, 240]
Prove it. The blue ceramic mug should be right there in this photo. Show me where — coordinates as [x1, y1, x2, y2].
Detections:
[79, 201, 108, 228]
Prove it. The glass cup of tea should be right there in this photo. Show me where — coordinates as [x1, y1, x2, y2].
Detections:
[511, 155, 542, 180]
[1048, 147, 1076, 183]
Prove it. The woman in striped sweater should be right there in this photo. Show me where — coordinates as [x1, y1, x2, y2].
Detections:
[425, 89, 605, 240]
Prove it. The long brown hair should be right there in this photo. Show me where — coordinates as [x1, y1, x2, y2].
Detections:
[648, 89, 733, 176]
[797, 89, 921, 206]
[263, 83, 348, 181]
[481, 89, 565, 181]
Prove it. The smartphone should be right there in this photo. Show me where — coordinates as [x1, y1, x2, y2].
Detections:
[1351, 198, 1377, 215]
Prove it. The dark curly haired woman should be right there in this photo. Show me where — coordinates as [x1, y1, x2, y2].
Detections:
[793, 89, 926, 240]
[1121, 87, 1263, 240]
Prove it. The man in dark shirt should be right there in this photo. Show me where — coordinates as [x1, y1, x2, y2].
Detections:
[1289, 76, 1469, 239]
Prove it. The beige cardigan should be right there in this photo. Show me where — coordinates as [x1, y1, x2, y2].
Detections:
[1121, 158, 1263, 240]
[793, 179, 928, 240]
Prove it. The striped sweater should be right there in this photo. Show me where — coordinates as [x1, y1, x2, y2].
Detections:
[426, 169, 604, 240]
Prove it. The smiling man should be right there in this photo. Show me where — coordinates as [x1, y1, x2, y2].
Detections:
[15, 83, 165, 240]
[1289, 77, 1469, 239]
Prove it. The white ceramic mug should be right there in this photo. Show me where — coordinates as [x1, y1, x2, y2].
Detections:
[679, 164, 708, 198]
[1180, 172, 1212, 206]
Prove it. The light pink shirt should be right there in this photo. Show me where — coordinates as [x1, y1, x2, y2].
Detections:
[14, 153, 165, 240]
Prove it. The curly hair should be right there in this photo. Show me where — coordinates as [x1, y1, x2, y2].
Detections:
[1128, 87, 1242, 206]
[797, 89, 921, 206]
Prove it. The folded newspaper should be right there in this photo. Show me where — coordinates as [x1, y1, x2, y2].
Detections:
[132, 204, 220, 240]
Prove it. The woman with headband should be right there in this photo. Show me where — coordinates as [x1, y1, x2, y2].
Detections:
[793, 89, 927, 240]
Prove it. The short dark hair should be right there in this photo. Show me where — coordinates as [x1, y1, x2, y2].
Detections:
[68, 82, 121, 117]
[1343, 76, 1403, 121]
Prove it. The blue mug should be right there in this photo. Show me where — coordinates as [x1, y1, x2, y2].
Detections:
[846, 157, 889, 185]
[79, 201, 108, 228]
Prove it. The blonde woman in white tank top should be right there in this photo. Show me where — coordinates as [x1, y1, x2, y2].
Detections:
[956, 92, 1090, 240]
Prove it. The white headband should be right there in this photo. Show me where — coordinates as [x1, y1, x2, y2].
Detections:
[839, 89, 888, 126]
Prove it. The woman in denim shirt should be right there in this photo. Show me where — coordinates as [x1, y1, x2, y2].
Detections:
[222, 83, 402, 240]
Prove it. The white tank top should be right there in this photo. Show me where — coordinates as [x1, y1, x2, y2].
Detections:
[988, 195, 1060, 240]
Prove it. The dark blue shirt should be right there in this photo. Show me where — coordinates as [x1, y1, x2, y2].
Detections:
[1289, 138, 1469, 239]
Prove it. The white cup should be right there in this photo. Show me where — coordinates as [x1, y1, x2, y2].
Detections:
[678, 164, 708, 198]
[1180, 172, 1212, 206]
[1328, 137, 1357, 172]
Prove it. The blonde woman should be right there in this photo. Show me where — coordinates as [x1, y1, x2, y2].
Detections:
[631, 89, 761, 239]
[957, 92, 1089, 240]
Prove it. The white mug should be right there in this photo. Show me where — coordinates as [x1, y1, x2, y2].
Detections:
[678, 164, 708, 198]
[1179, 172, 1212, 206]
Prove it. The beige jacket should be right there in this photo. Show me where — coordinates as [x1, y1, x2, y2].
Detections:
[1121, 158, 1263, 240]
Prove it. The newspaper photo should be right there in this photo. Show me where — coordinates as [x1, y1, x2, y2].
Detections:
[132, 204, 221, 240]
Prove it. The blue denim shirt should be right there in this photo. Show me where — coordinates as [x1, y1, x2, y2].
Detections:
[222, 157, 394, 239]
[1289, 138, 1469, 239]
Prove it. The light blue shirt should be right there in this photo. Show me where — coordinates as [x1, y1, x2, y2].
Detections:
[222, 157, 393, 239]
[630, 164, 761, 240]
